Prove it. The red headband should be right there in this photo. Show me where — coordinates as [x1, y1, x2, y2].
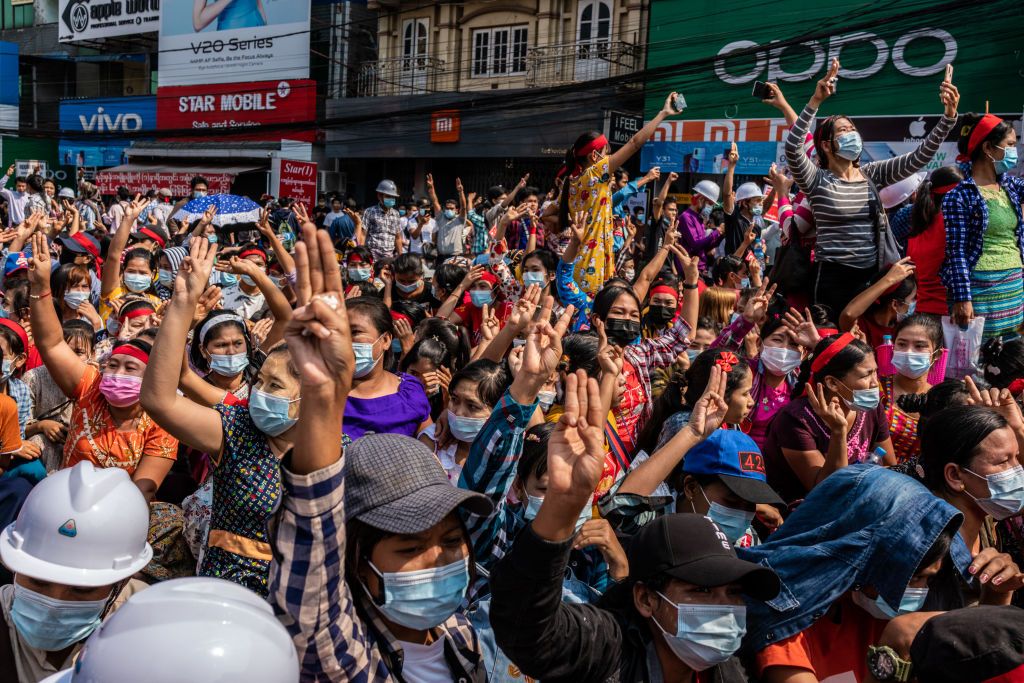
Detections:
[0, 319, 28, 355]
[811, 333, 856, 376]
[118, 306, 154, 322]
[71, 233, 100, 259]
[136, 227, 166, 248]
[572, 135, 609, 174]
[239, 248, 267, 262]
[930, 182, 959, 196]
[1008, 378, 1024, 398]
[478, 271, 499, 287]
[817, 327, 838, 337]
[111, 344, 149, 365]
[966, 114, 1004, 157]
[649, 285, 678, 299]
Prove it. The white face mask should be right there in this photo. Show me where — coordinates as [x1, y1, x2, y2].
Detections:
[651, 593, 747, 671]
[760, 346, 802, 375]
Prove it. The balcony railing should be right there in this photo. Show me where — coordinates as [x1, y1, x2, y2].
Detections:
[526, 40, 641, 87]
[355, 56, 446, 97]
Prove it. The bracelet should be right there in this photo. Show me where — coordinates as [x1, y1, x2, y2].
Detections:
[30, 290, 51, 301]
[682, 282, 699, 290]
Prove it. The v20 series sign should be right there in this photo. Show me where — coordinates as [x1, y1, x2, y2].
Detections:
[157, 0, 310, 88]
[60, 0, 160, 43]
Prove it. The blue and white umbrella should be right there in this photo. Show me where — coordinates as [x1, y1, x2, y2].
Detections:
[174, 194, 262, 227]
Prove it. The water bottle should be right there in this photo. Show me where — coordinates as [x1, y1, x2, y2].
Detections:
[753, 237, 765, 262]
[867, 446, 887, 466]
[877, 334, 895, 377]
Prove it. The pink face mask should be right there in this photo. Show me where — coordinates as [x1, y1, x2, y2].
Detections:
[98, 373, 143, 407]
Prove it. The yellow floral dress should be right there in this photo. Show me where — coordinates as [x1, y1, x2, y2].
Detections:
[568, 157, 614, 297]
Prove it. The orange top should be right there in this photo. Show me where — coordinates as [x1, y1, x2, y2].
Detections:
[62, 366, 178, 473]
[757, 593, 888, 682]
[0, 394, 22, 455]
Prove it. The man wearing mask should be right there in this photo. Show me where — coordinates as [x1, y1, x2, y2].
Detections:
[0, 166, 28, 227]
[679, 179, 725, 276]
[724, 182, 767, 256]
[362, 179, 404, 261]
[426, 173, 467, 260]
[169, 176, 210, 226]
[0, 462, 152, 682]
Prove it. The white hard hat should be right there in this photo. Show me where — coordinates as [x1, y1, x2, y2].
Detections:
[40, 578, 299, 683]
[879, 171, 927, 209]
[0, 462, 152, 587]
[693, 179, 721, 203]
[375, 179, 399, 197]
[735, 182, 763, 202]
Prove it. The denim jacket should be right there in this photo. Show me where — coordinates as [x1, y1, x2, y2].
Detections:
[738, 465, 962, 650]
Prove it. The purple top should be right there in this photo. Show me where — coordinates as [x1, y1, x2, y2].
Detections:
[343, 372, 431, 442]
[677, 207, 723, 272]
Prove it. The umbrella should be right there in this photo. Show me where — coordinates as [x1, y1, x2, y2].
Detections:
[173, 194, 262, 227]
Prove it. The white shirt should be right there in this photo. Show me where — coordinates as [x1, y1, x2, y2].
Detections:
[398, 638, 450, 683]
[323, 210, 345, 228]
[406, 217, 436, 255]
[220, 284, 268, 319]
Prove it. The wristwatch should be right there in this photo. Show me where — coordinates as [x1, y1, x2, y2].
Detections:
[867, 645, 912, 682]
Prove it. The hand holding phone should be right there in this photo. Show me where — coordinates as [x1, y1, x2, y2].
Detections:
[673, 93, 687, 113]
[752, 81, 770, 100]
[944, 64, 953, 82]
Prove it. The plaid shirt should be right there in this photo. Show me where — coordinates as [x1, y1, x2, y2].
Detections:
[269, 454, 485, 682]
[7, 378, 32, 438]
[622, 318, 692, 432]
[361, 204, 403, 261]
[467, 209, 489, 256]
[941, 162, 1024, 303]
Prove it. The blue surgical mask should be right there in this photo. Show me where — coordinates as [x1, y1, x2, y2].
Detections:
[739, 278, 750, 289]
[399, 209, 407, 217]
[707, 501, 755, 547]
[962, 465, 1024, 520]
[835, 131, 863, 161]
[348, 266, 371, 282]
[395, 279, 421, 293]
[158, 269, 174, 289]
[636, 212, 645, 222]
[700, 205, 712, 220]
[123, 273, 151, 293]
[207, 234, 219, 244]
[63, 290, 89, 310]
[209, 352, 249, 377]
[383, 197, 396, 208]
[892, 351, 932, 379]
[353, 335, 384, 378]
[469, 290, 493, 308]
[852, 587, 928, 620]
[838, 383, 880, 412]
[522, 271, 547, 288]
[524, 494, 592, 533]
[1, 359, 12, 381]
[220, 272, 238, 287]
[193, 190, 207, 199]
[686, 348, 701, 362]
[418, 208, 426, 216]
[447, 409, 487, 442]
[752, 206, 763, 216]
[990, 145, 1019, 175]
[366, 556, 470, 630]
[10, 584, 107, 651]
[248, 388, 299, 437]
[444, 209, 456, 220]
[652, 594, 747, 671]
[106, 317, 120, 336]
[240, 274, 257, 287]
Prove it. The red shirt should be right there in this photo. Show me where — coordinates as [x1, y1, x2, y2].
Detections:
[907, 214, 948, 316]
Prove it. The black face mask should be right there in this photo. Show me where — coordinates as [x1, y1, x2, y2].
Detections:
[646, 304, 675, 325]
[604, 318, 641, 346]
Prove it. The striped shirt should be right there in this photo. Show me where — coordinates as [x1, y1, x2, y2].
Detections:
[786, 105, 955, 268]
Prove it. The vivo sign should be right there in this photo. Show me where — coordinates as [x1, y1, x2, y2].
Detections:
[59, 96, 157, 134]
[715, 29, 957, 84]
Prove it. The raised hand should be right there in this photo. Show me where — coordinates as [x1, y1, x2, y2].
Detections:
[568, 210, 588, 244]
[668, 171, 680, 183]
[783, 307, 821, 350]
[175, 233, 218, 303]
[292, 202, 314, 228]
[764, 163, 794, 195]
[508, 284, 541, 331]
[727, 142, 739, 166]
[884, 256, 916, 285]
[250, 317, 274, 348]
[761, 82, 789, 110]
[544, 370, 608, 503]
[643, 167, 662, 183]
[27, 232, 51, 292]
[594, 318, 624, 377]
[528, 297, 575, 378]
[256, 208, 274, 238]
[742, 279, 777, 324]
[393, 316, 415, 356]
[215, 256, 261, 277]
[455, 177, 464, 194]
[939, 75, 959, 118]
[479, 304, 499, 342]
[964, 375, 1024, 433]
[193, 285, 222, 326]
[688, 365, 729, 438]
[812, 58, 840, 106]
[573, 518, 629, 581]
[425, 173, 435, 191]
[125, 194, 148, 224]
[807, 382, 850, 433]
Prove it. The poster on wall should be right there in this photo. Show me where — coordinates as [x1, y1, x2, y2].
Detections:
[59, 0, 160, 43]
[271, 157, 317, 208]
[158, 0, 311, 87]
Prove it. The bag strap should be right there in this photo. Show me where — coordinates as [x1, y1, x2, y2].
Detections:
[863, 173, 890, 269]
[0, 609, 18, 680]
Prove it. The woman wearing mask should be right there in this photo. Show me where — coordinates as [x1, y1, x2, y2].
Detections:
[155, 246, 188, 301]
[186, 310, 258, 404]
[217, 246, 275, 321]
[558, 92, 682, 297]
[99, 197, 158, 325]
[343, 296, 431, 442]
[140, 237, 297, 596]
[0, 462, 151, 683]
[28, 233, 177, 501]
[641, 278, 680, 339]
[520, 248, 562, 307]
[839, 257, 917, 348]
[907, 165, 964, 316]
[400, 336, 455, 423]
[343, 247, 376, 290]
[943, 113, 1024, 339]
[52, 265, 100, 331]
[881, 314, 944, 463]
[787, 58, 957, 318]
[764, 333, 895, 506]
[268, 228, 492, 681]
[446, 271, 512, 343]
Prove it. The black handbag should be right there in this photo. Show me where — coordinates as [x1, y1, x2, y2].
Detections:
[769, 239, 814, 294]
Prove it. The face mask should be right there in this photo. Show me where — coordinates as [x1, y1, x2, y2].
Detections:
[63, 290, 89, 310]
[209, 352, 249, 377]
[761, 346, 802, 375]
[700, 205, 712, 220]
[366, 556, 470, 630]
[399, 209, 407, 217]
[752, 206, 763, 216]
[0, 359, 12, 381]
[687, 348, 701, 362]
[352, 335, 384, 379]
[447, 409, 488, 442]
[348, 266, 371, 282]
[647, 304, 676, 325]
[106, 317, 120, 336]
[962, 465, 1024, 520]
[98, 373, 143, 407]
[469, 290, 493, 308]
[207, 234, 219, 244]
[240, 274, 257, 287]
[158, 269, 174, 288]
[395, 279, 421, 294]
[652, 594, 747, 671]
[538, 390, 556, 411]
[193, 190, 207, 198]
[522, 271, 547, 288]
[739, 278, 751, 289]
[989, 145, 1019, 175]
[444, 209, 456, 220]
[123, 273, 151, 293]
[604, 318, 642, 347]
[431, 286, 444, 301]
[10, 584, 107, 651]
[835, 381, 880, 413]
[622, 269, 636, 281]
[382, 198, 396, 208]
[636, 212, 645, 222]
[248, 388, 299, 437]
[707, 502, 755, 546]
[220, 273, 238, 287]
[418, 208, 426, 217]
[524, 494, 592, 532]
[892, 351, 931, 379]
[835, 131, 863, 161]
[852, 587, 928, 620]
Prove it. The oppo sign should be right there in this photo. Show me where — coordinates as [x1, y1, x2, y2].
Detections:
[715, 29, 957, 85]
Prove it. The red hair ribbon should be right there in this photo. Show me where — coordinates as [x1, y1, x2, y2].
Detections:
[649, 285, 678, 300]
[390, 311, 411, 326]
[930, 182, 959, 196]
[811, 333, 855, 377]
[136, 227, 166, 248]
[0, 319, 28, 355]
[817, 327, 838, 338]
[478, 271, 499, 287]
[118, 306, 154, 322]
[966, 114, 1004, 158]
[239, 248, 267, 262]
[715, 351, 739, 373]
[111, 344, 149, 365]
[1008, 378, 1024, 398]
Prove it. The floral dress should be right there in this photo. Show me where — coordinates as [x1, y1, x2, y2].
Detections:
[881, 375, 920, 464]
[568, 157, 615, 297]
[197, 404, 282, 596]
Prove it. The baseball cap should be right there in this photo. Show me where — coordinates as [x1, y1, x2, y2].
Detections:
[910, 605, 1024, 682]
[343, 433, 492, 534]
[682, 430, 785, 506]
[3, 252, 28, 278]
[59, 232, 101, 259]
[627, 513, 780, 600]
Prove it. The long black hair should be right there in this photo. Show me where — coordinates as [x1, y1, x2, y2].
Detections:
[920, 405, 1008, 493]
[980, 336, 1024, 390]
[813, 115, 860, 171]
[792, 334, 873, 399]
[909, 166, 964, 238]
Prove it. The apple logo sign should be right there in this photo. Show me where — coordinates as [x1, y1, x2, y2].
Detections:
[908, 117, 926, 138]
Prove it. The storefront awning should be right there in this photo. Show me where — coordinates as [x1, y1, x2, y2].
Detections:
[95, 163, 266, 196]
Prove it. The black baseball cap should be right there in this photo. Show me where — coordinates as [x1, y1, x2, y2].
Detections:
[910, 605, 1024, 682]
[628, 514, 780, 600]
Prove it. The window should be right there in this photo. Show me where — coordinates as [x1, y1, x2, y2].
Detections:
[578, 0, 612, 45]
[1, 0, 33, 30]
[471, 26, 528, 78]
[401, 18, 429, 92]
